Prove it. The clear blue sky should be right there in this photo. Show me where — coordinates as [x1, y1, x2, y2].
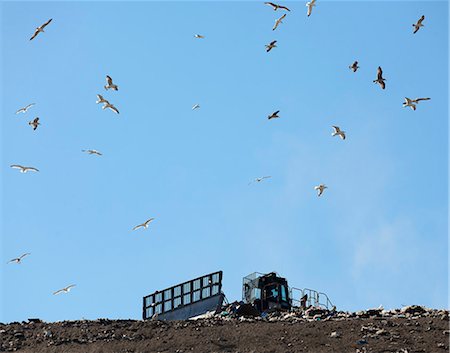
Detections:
[1, 1, 448, 323]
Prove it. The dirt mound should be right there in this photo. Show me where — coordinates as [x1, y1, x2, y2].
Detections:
[1, 307, 448, 353]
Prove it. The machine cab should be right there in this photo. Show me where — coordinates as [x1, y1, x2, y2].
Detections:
[242, 272, 291, 312]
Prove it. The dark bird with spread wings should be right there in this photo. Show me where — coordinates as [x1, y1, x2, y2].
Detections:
[30, 19, 52, 41]
[413, 15, 425, 34]
[264, 2, 290, 11]
[7, 253, 31, 264]
[28, 117, 40, 131]
[265, 40, 277, 52]
[373, 66, 386, 90]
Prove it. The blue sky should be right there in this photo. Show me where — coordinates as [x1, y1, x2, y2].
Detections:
[0, 1, 448, 323]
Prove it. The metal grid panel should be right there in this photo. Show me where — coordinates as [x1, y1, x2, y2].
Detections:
[143, 271, 223, 319]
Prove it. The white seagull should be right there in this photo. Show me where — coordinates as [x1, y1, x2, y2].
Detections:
[413, 15, 425, 34]
[331, 126, 346, 140]
[16, 103, 35, 114]
[349, 61, 359, 72]
[30, 19, 52, 41]
[7, 253, 31, 264]
[132, 218, 155, 231]
[306, 0, 316, 17]
[273, 14, 287, 31]
[373, 66, 386, 90]
[102, 102, 120, 114]
[403, 97, 430, 110]
[265, 40, 277, 52]
[265, 2, 290, 11]
[53, 284, 76, 295]
[268, 110, 280, 119]
[314, 184, 327, 197]
[192, 104, 200, 110]
[10, 165, 39, 173]
[96, 94, 109, 105]
[28, 117, 40, 131]
[104, 75, 119, 91]
[82, 149, 102, 156]
[248, 176, 271, 185]
[194, 34, 205, 39]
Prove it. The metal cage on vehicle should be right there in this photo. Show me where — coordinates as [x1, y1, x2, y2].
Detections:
[143, 271, 224, 321]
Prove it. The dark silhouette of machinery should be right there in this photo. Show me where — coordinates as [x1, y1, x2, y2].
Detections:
[143, 271, 333, 321]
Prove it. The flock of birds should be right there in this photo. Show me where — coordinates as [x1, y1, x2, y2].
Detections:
[8, 2, 432, 300]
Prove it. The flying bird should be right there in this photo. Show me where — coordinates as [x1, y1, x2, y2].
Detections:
[413, 15, 425, 34]
[403, 97, 430, 110]
[132, 218, 155, 231]
[314, 184, 327, 197]
[265, 40, 277, 52]
[53, 284, 76, 295]
[194, 34, 205, 39]
[7, 253, 31, 264]
[102, 102, 119, 114]
[331, 126, 346, 140]
[273, 14, 287, 31]
[373, 66, 386, 90]
[10, 165, 39, 173]
[104, 75, 118, 91]
[82, 149, 102, 156]
[28, 117, 40, 131]
[192, 104, 200, 110]
[403, 97, 416, 110]
[265, 2, 290, 11]
[30, 19, 52, 41]
[268, 110, 280, 119]
[15, 103, 35, 114]
[96, 94, 109, 105]
[306, 0, 316, 17]
[349, 61, 359, 72]
[248, 176, 271, 185]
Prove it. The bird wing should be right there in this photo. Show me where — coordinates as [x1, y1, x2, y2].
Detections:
[414, 97, 430, 102]
[7, 258, 19, 264]
[41, 18, 53, 29]
[132, 224, 143, 231]
[332, 126, 340, 133]
[66, 284, 76, 290]
[377, 66, 383, 79]
[262, 176, 272, 179]
[144, 218, 155, 226]
[109, 105, 119, 114]
[265, 2, 276, 8]
[379, 80, 386, 90]
[106, 75, 113, 85]
[279, 5, 290, 11]
[19, 253, 31, 259]
[53, 289, 63, 295]
[25, 103, 35, 110]
[10, 165, 24, 170]
[26, 167, 39, 172]
[97, 94, 104, 101]
[340, 133, 346, 140]
[418, 15, 425, 24]
[307, 4, 312, 16]
[15, 108, 25, 114]
[30, 29, 40, 41]
[273, 110, 280, 115]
